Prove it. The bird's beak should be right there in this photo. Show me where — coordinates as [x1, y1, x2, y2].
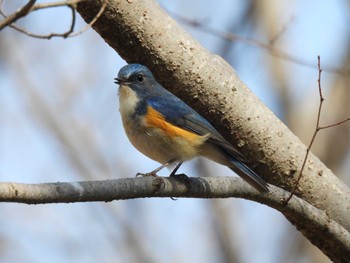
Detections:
[114, 77, 130, 85]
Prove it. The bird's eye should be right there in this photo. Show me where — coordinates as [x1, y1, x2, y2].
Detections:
[136, 74, 144, 83]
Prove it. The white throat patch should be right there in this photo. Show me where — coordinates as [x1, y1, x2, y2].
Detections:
[119, 85, 139, 117]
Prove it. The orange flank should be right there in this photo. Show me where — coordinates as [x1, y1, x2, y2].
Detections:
[145, 106, 209, 145]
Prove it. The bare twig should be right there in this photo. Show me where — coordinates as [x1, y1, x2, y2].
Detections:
[318, 118, 350, 130]
[0, 0, 106, 39]
[69, 0, 109, 37]
[285, 56, 350, 203]
[8, 4, 76, 39]
[0, 0, 36, 30]
[30, 0, 82, 11]
[172, 13, 349, 75]
[0, 0, 82, 39]
[269, 16, 295, 45]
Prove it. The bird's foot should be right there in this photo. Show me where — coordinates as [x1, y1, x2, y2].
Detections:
[136, 171, 165, 192]
[170, 173, 191, 191]
[136, 171, 157, 177]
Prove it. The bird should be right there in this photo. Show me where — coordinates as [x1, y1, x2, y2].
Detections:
[114, 64, 269, 192]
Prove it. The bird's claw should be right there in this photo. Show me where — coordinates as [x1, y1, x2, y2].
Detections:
[136, 171, 165, 192]
[136, 171, 157, 177]
[170, 173, 191, 191]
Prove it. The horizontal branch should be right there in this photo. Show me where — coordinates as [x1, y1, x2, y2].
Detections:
[0, 176, 349, 260]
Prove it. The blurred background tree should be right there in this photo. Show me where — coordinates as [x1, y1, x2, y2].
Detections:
[1, 0, 349, 262]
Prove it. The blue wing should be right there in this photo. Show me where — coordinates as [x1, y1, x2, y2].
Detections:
[147, 94, 269, 192]
[147, 96, 219, 136]
[147, 95, 247, 160]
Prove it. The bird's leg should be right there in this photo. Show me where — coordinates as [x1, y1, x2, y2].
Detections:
[136, 159, 177, 177]
[168, 161, 191, 194]
[136, 159, 179, 194]
[169, 162, 183, 177]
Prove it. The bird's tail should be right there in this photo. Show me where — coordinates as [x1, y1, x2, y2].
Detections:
[200, 141, 269, 192]
[228, 157, 269, 192]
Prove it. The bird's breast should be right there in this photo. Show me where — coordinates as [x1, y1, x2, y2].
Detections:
[118, 87, 209, 164]
[118, 85, 165, 162]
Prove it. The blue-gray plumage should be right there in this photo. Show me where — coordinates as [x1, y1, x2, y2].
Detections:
[115, 64, 269, 192]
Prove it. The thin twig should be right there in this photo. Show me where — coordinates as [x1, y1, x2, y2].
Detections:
[9, 4, 76, 39]
[3, 0, 82, 39]
[172, 13, 349, 75]
[269, 16, 295, 45]
[69, 0, 109, 37]
[30, 0, 83, 11]
[319, 118, 350, 130]
[0, 0, 102, 39]
[284, 56, 350, 203]
[0, 0, 36, 30]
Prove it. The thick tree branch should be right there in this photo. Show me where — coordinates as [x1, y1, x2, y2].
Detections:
[0, 177, 349, 260]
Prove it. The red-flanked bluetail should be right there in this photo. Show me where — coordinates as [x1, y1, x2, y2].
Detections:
[115, 64, 269, 192]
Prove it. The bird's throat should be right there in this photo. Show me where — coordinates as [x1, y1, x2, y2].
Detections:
[119, 85, 140, 118]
